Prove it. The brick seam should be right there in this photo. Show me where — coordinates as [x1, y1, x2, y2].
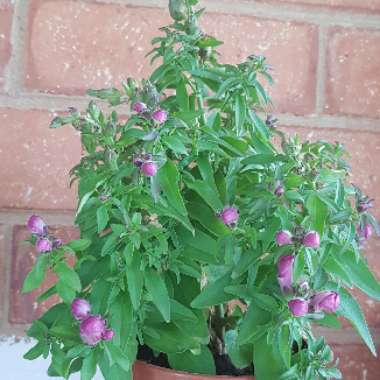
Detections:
[3, 0, 29, 95]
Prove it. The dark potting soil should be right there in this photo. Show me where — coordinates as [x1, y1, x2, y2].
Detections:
[137, 345, 254, 377]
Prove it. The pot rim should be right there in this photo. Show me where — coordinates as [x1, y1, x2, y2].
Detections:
[134, 360, 255, 379]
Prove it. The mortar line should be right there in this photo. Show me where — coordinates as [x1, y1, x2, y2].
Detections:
[4, 0, 30, 95]
[0, 209, 75, 226]
[314, 327, 380, 346]
[92, 0, 380, 30]
[315, 25, 328, 115]
[0, 225, 14, 329]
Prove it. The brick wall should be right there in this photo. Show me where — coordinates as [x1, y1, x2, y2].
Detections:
[0, 0, 380, 378]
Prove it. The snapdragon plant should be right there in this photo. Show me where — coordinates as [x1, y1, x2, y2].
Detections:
[22, 1, 380, 379]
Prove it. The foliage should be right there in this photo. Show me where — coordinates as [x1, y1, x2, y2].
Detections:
[23, 0, 379, 379]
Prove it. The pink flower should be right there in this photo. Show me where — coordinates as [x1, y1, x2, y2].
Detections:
[152, 109, 168, 124]
[71, 298, 91, 321]
[27, 215, 46, 235]
[36, 238, 52, 253]
[288, 298, 309, 317]
[219, 207, 239, 226]
[274, 185, 285, 197]
[141, 161, 158, 177]
[303, 231, 320, 248]
[357, 201, 372, 213]
[311, 291, 340, 313]
[277, 255, 294, 293]
[132, 102, 147, 114]
[357, 223, 373, 240]
[276, 230, 292, 246]
[102, 329, 115, 341]
[80, 316, 107, 346]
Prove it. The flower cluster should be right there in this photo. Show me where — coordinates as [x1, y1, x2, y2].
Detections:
[277, 255, 340, 317]
[71, 298, 114, 346]
[132, 101, 168, 125]
[276, 229, 320, 249]
[26, 215, 62, 254]
[133, 154, 159, 177]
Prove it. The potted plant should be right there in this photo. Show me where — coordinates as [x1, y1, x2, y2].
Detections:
[22, 0, 379, 379]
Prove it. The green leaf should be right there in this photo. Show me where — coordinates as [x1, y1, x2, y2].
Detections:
[87, 88, 121, 106]
[306, 193, 328, 236]
[191, 272, 235, 308]
[334, 286, 376, 356]
[97, 205, 109, 233]
[176, 78, 189, 111]
[254, 334, 288, 380]
[235, 94, 246, 132]
[55, 262, 81, 303]
[157, 160, 188, 217]
[68, 239, 91, 251]
[335, 251, 380, 301]
[126, 252, 144, 310]
[225, 330, 253, 369]
[22, 254, 49, 293]
[24, 341, 46, 360]
[163, 135, 188, 155]
[81, 352, 97, 380]
[145, 269, 171, 322]
[197, 36, 223, 48]
[168, 346, 216, 375]
[105, 343, 130, 372]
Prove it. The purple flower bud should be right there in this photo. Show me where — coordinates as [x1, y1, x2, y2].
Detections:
[311, 291, 340, 314]
[357, 223, 373, 240]
[53, 238, 63, 249]
[274, 185, 285, 197]
[303, 231, 320, 248]
[102, 329, 115, 341]
[36, 238, 52, 253]
[80, 316, 107, 346]
[219, 207, 239, 226]
[276, 230, 292, 246]
[27, 215, 46, 235]
[141, 161, 158, 177]
[357, 201, 372, 213]
[71, 298, 91, 321]
[288, 298, 309, 317]
[152, 109, 168, 124]
[132, 102, 147, 114]
[277, 255, 294, 293]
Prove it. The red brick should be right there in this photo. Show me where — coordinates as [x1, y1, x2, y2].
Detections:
[26, 1, 318, 115]
[26, 1, 171, 94]
[326, 28, 380, 119]
[0, 3, 13, 89]
[332, 344, 380, 380]
[0, 108, 81, 210]
[0, 225, 6, 324]
[283, 126, 380, 326]
[9, 225, 79, 324]
[258, 0, 380, 12]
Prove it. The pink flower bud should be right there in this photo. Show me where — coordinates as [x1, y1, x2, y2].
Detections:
[276, 230, 292, 246]
[53, 238, 63, 249]
[303, 231, 320, 248]
[80, 316, 107, 346]
[71, 298, 91, 321]
[277, 255, 294, 293]
[141, 161, 158, 177]
[219, 207, 239, 226]
[357, 223, 373, 240]
[311, 291, 340, 314]
[288, 298, 309, 317]
[274, 185, 285, 197]
[152, 109, 168, 124]
[36, 238, 52, 253]
[102, 329, 115, 341]
[27, 215, 46, 235]
[357, 201, 372, 213]
[132, 102, 147, 114]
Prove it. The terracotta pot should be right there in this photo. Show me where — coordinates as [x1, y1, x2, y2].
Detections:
[133, 361, 254, 380]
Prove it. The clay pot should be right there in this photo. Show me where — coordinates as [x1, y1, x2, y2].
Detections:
[133, 361, 254, 380]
